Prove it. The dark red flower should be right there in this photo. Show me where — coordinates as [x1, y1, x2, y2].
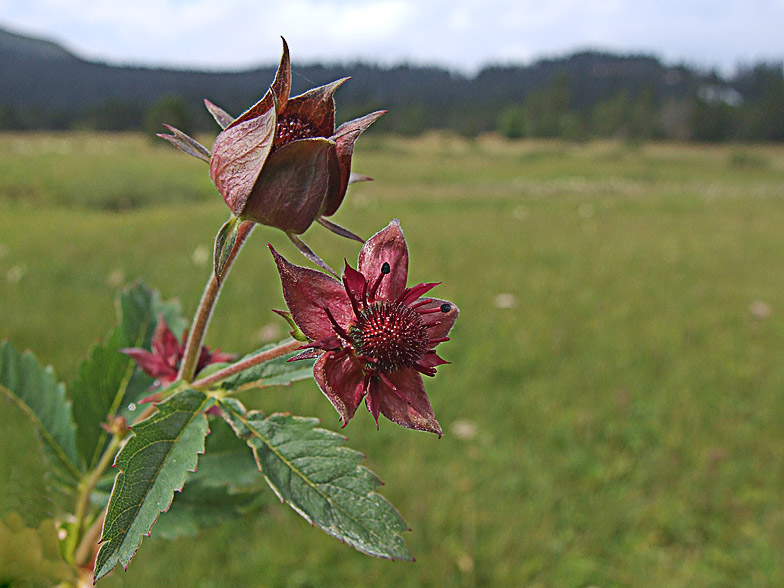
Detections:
[159, 38, 383, 244]
[271, 220, 459, 435]
[120, 316, 234, 389]
[209, 38, 384, 239]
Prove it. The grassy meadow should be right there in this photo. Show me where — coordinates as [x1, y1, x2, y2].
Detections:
[2, 132, 784, 587]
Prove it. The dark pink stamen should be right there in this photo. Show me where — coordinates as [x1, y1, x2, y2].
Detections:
[323, 306, 350, 340]
[410, 298, 434, 310]
[368, 261, 390, 302]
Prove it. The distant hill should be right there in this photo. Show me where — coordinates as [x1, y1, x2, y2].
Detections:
[1, 25, 782, 140]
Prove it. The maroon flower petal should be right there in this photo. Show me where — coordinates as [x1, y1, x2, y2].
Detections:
[377, 368, 442, 435]
[418, 298, 459, 340]
[120, 348, 176, 381]
[419, 351, 450, 369]
[227, 37, 291, 129]
[242, 138, 336, 234]
[210, 107, 277, 216]
[342, 261, 367, 308]
[283, 78, 348, 140]
[313, 352, 366, 425]
[270, 245, 354, 340]
[366, 379, 381, 427]
[151, 318, 181, 365]
[358, 219, 409, 302]
[321, 110, 386, 217]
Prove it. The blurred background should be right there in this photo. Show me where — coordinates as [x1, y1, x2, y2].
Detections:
[2, 1, 784, 586]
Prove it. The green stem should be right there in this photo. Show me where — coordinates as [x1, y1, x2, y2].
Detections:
[191, 339, 303, 390]
[72, 434, 122, 565]
[178, 220, 255, 382]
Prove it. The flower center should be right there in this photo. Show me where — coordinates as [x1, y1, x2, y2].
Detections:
[274, 115, 317, 149]
[348, 300, 430, 372]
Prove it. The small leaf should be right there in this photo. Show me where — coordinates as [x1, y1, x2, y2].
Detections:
[0, 341, 80, 489]
[220, 399, 413, 561]
[220, 342, 314, 392]
[93, 388, 212, 581]
[213, 215, 240, 283]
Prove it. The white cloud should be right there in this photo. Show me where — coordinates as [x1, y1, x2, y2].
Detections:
[1, 0, 783, 73]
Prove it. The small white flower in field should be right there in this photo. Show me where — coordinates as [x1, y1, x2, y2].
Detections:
[0, 244, 8, 258]
[107, 268, 125, 288]
[6, 264, 26, 284]
[192, 244, 210, 266]
[494, 293, 516, 309]
[452, 419, 477, 441]
[749, 300, 772, 319]
[256, 322, 281, 342]
[512, 204, 529, 220]
[578, 202, 595, 219]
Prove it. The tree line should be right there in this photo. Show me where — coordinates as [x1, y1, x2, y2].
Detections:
[1, 27, 782, 141]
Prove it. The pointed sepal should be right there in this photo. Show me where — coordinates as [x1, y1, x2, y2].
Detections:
[317, 216, 365, 242]
[204, 99, 235, 130]
[157, 125, 211, 163]
[287, 232, 338, 278]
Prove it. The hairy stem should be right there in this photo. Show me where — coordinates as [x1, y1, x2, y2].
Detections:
[178, 220, 255, 382]
[191, 339, 303, 390]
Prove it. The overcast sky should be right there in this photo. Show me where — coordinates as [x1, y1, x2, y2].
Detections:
[1, 0, 782, 75]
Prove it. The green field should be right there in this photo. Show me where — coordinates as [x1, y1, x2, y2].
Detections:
[3, 132, 784, 587]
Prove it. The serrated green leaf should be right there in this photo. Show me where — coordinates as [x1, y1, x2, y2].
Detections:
[0, 341, 80, 490]
[93, 388, 211, 581]
[220, 343, 314, 391]
[70, 282, 184, 470]
[213, 215, 240, 283]
[220, 398, 413, 561]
